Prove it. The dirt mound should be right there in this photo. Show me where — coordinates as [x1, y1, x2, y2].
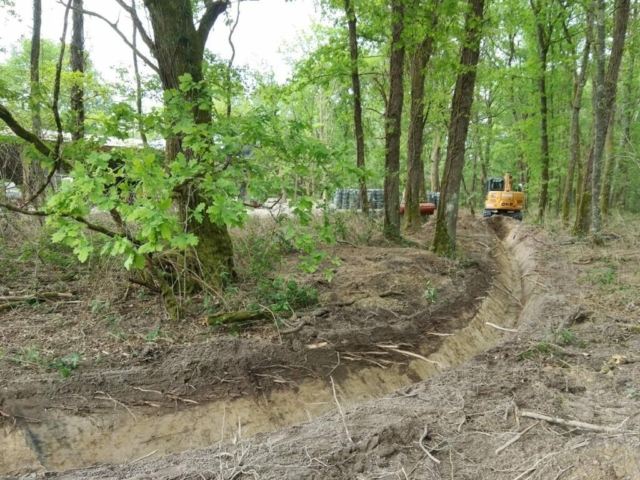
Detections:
[5, 216, 640, 479]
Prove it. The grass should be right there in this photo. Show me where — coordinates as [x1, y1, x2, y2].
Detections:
[4, 345, 82, 378]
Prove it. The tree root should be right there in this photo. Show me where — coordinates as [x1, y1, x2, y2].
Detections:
[207, 310, 270, 326]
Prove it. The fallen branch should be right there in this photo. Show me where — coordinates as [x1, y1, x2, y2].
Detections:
[0, 292, 74, 302]
[0, 301, 31, 312]
[207, 310, 270, 326]
[281, 317, 312, 335]
[336, 239, 358, 248]
[520, 411, 632, 434]
[330, 376, 353, 444]
[426, 332, 454, 337]
[485, 322, 518, 333]
[377, 345, 443, 368]
[418, 425, 440, 464]
[495, 422, 539, 454]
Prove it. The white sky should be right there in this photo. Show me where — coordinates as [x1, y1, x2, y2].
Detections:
[0, 0, 318, 83]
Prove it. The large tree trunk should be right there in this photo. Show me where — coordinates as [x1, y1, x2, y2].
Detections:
[404, 10, 438, 231]
[23, 0, 44, 201]
[344, 0, 369, 213]
[142, 0, 234, 295]
[432, 0, 484, 255]
[70, 0, 85, 141]
[531, 0, 552, 221]
[562, 16, 592, 225]
[590, 0, 630, 239]
[383, 0, 406, 239]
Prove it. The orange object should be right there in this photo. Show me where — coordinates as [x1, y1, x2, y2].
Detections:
[399, 203, 436, 215]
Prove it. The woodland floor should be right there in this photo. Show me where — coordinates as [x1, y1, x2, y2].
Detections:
[1, 211, 640, 479]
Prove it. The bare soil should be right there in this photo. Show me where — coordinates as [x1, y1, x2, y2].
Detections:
[2, 213, 640, 479]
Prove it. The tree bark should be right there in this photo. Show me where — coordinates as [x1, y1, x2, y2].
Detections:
[141, 0, 234, 294]
[131, 0, 148, 146]
[430, 133, 441, 192]
[562, 12, 592, 225]
[600, 113, 615, 217]
[590, 0, 629, 239]
[432, 0, 484, 255]
[531, 0, 552, 221]
[70, 0, 85, 141]
[24, 0, 44, 201]
[383, 0, 406, 239]
[616, 1, 637, 209]
[344, 0, 369, 213]
[404, 7, 438, 231]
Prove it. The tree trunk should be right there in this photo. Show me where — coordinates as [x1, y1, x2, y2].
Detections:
[70, 0, 85, 141]
[142, 0, 234, 298]
[383, 0, 406, 239]
[590, 0, 630, 239]
[600, 113, 615, 217]
[404, 11, 438, 231]
[531, 0, 552, 221]
[574, 143, 593, 234]
[131, 0, 148, 146]
[432, 0, 484, 255]
[430, 133, 441, 192]
[344, 0, 369, 213]
[616, 2, 636, 209]
[23, 0, 44, 201]
[562, 16, 592, 225]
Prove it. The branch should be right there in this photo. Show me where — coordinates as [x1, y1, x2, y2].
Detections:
[198, 0, 229, 46]
[0, 104, 54, 159]
[53, 0, 72, 160]
[0, 200, 138, 245]
[59, 1, 160, 74]
[113, 0, 155, 53]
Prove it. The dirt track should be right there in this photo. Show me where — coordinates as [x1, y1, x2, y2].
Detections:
[2, 216, 640, 479]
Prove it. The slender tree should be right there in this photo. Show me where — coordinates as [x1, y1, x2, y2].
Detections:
[530, 0, 555, 221]
[344, 0, 369, 213]
[404, 1, 439, 230]
[590, 0, 630, 239]
[432, 0, 485, 254]
[131, 0, 147, 145]
[23, 0, 44, 201]
[70, 0, 84, 141]
[561, 6, 592, 225]
[383, 0, 406, 238]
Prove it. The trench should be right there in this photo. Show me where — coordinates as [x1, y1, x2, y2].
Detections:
[1, 218, 536, 476]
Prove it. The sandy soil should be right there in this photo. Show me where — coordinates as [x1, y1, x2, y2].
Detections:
[2, 213, 639, 479]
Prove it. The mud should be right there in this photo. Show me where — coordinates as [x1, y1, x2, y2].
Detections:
[5, 216, 639, 479]
[1, 219, 511, 475]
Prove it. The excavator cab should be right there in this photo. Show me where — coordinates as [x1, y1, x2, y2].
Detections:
[483, 172, 524, 221]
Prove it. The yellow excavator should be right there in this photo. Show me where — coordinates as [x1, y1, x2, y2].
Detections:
[483, 172, 524, 221]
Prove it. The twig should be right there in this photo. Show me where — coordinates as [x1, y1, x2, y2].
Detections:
[130, 450, 157, 464]
[95, 391, 137, 423]
[330, 376, 353, 444]
[377, 345, 443, 368]
[0, 292, 74, 302]
[426, 332, 454, 337]
[281, 317, 312, 335]
[511, 451, 558, 480]
[520, 411, 634, 434]
[485, 322, 518, 333]
[552, 465, 574, 480]
[418, 425, 441, 464]
[133, 386, 163, 396]
[336, 239, 358, 248]
[495, 422, 539, 454]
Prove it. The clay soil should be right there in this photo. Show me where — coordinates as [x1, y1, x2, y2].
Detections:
[2, 212, 640, 479]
